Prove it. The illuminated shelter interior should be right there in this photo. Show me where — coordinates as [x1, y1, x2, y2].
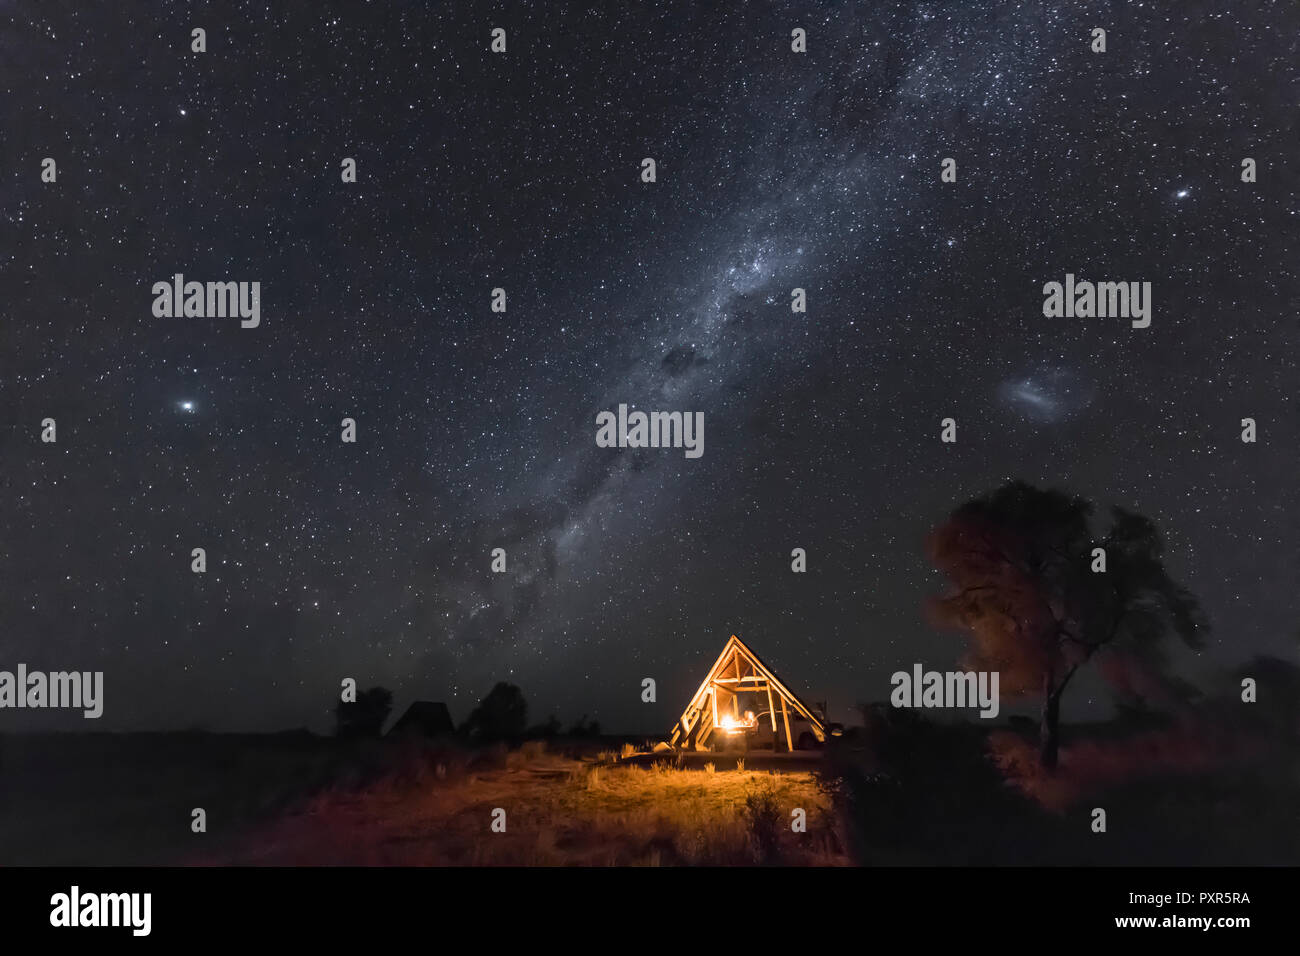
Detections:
[669, 635, 826, 752]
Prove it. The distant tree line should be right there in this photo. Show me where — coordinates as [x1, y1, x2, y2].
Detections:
[332, 680, 600, 743]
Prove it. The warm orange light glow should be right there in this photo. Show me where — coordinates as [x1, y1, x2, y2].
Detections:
[718, 712, 758, 734]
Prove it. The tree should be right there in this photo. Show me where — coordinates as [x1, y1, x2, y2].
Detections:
[928, 481, 1205, 770]
[462, 682, 527, 742]
[565, 714, 601, 738]
[334, 686, 393, 738]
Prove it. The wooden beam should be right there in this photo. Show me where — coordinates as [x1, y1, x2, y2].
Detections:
[670, 634, 826, 745]
[734, 638, 824, 732]
[780, 694, 793, 752]
[673, 636, 744, 738]
[766, 682, 776, 731]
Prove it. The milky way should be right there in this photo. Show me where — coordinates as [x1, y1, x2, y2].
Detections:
[3, 1, 1296, 732]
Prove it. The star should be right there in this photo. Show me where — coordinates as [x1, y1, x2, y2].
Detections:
[4, 0, 1291, 746]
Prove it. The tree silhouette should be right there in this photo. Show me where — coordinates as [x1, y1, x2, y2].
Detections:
[462, 682, 528, 743]
[565, 714, 601, 738]
[1231, 654, 1300, 738]
[526, 714, 562, 738]
[928, 481, 1205, 769]
[334, 686, 393, 738]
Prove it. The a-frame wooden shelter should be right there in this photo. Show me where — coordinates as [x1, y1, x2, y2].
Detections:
[669, 635, 825, 752]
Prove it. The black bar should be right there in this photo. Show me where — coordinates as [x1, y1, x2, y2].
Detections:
[2, 866, 1280, 942]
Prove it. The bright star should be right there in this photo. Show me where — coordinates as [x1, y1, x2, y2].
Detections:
[179, 400, 195, 412]
[1175, 188, 1189, 199]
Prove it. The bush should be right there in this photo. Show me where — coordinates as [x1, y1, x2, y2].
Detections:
[743, 784, 783, 863]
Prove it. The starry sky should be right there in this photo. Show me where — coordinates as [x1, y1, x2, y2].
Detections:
[3, 1, 1296, 733]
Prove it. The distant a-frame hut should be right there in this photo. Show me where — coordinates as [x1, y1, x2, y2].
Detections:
[669, 635, 825, 752]
[387, 701, 454, 738]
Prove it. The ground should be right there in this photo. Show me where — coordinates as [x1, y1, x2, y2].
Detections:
[3, 725, 1295, 866]
[199, 749, 846, 866]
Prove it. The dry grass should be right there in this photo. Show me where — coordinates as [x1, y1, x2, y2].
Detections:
[202, 752, 846, 866]
[518, 740, 548, 761]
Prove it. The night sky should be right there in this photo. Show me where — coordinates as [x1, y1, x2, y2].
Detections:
[3, 1, 1296, 733]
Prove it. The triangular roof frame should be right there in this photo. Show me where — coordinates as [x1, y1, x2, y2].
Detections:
[386, 701, 454, 738]
[669, 634, 824, 751]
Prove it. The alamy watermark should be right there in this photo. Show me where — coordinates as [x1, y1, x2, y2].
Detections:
[50, 886, 151, 936]
[595, 404, 704, 458]
[890, 663, 999, 719]
[1042, 273, 1151, 328]
[151, 274, 260, 328]
[0, 664, 103, 718]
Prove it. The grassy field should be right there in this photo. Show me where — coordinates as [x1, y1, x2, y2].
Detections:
[3, 720, 1295, 866]
[0, 734, 844, 866]
[200, 747, 846, 866]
